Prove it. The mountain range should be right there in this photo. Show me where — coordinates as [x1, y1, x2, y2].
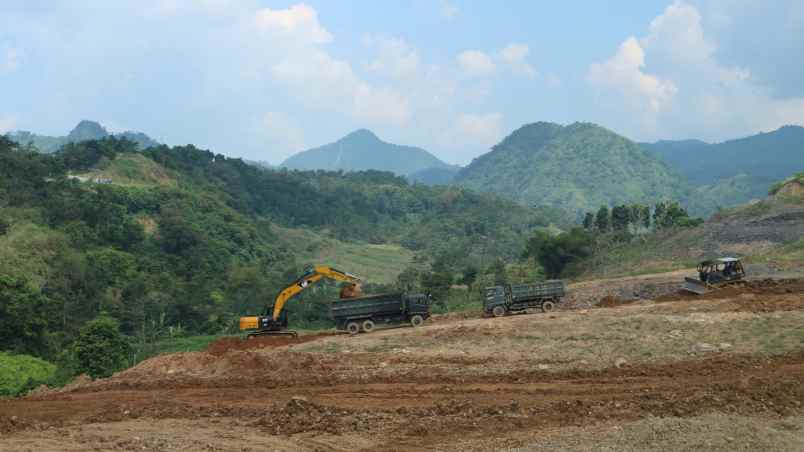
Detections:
[641, 126, 804, 213]
[8, 120, 160, 153]
[281, 129, 458, 178]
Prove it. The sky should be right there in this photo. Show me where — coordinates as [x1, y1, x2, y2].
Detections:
[1, 1, 803, 165]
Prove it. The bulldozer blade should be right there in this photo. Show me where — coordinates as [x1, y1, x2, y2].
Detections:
[681, 277, 708, 295]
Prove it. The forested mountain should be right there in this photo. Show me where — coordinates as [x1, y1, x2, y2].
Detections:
[282, 129, 456, 176]
[8, 120, 160, 153]
[0, 136, 548, 364]
[642, 125, 804, 214]
[642, 125, 804, 186]
[455, 122, 689, 217]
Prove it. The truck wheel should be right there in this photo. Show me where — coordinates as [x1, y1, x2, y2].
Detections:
[346, 322, 361, 335]
[541, 301, 555, 313]
[410, 315, 424, 327]
[362, 319, 375, 333]
[492, 306, 506, 317]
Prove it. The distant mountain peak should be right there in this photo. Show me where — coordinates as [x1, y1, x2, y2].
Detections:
[282, 129, 451, 176]
[67, 120, 109, 141]
[342, 128, 380, 141]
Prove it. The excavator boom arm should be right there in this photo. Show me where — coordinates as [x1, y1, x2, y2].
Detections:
[271, 265, 360, 321]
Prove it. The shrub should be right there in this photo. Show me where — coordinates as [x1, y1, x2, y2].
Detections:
[0, 352, 56, 397]
[74, 316, 130, 379]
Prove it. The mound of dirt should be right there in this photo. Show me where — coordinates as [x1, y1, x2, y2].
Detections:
[206, 333, 335, 356]
[656, 278, 804, 303]
[598, 295, 637, 308]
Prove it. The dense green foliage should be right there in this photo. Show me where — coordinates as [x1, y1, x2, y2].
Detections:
[455, 122, 690, 218]
[0, 134, 550, 380]
[9, 120, 160, 153]
[282, 129, 455, 176]
[74, 316, 131, 378]
[524, 229, 593, 278]
[0, 352, 56, 397]
[583, 201, 700, 235]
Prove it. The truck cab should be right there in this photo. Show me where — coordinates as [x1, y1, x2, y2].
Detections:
[484, 286, 507, 313]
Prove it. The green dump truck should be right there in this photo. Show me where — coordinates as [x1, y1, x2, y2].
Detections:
[484, 280, 566, 317]
[330, 292, 431, 334]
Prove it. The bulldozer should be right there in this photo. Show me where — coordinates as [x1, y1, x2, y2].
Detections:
[681, 257, 746, 295]
[239, 265, 362, 338]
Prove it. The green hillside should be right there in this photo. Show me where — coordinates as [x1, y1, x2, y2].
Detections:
[0, 135, 552, 374]
[455, 122, 689, 217]
[282, 129, 455, 176]
[578, 175, 804, 279]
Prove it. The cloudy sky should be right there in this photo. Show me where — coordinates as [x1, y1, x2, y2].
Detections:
[1, 1, 802, 164]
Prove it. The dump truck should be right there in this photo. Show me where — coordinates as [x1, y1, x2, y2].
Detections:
[330, 292, 431, 334]
[681, 257, 746, 295]
[484, 280, 566, 317]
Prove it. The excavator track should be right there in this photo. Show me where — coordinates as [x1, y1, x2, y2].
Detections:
[247, 330, 298, 339]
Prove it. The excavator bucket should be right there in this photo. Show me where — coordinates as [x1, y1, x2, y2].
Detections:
[681, 277, 708, 295]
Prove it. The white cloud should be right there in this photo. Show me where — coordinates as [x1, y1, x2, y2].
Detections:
[253, 4, 332, 44]
[499, 43, 536, 78]
[440, 1, 460, 20]
[0, 115, 16, 134]
[1, 46, 21, 73]
[457, 50, 496, 78]
[439, 112, 503, 152]
[587, 36, 677, 114]
[586, 0, 804, 140]
[366, 36, 420, 80]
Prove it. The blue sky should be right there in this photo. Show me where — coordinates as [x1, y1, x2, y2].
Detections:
[1, 1, 802, 164]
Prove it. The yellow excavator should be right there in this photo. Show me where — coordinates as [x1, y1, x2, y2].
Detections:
[239, 265, 362, 338]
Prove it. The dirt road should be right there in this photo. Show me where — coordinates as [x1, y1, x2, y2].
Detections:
[2, 277, 803, 451]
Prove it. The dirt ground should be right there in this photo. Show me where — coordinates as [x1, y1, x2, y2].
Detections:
[2, 277, 803, 451]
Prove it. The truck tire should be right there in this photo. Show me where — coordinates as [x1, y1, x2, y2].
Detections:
[346, 321, 361, 335]
[541, 300, 555, 313]
[492, 306, 506, 317]
[362, 319, 375, 333]
[410, 315, 424, 327]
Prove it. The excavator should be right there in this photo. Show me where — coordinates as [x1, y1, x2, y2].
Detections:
[239, 265, 362, 338]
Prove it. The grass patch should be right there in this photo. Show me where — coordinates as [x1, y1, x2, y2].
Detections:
[74, 153, 177, 187]
[0, 352, 56, 397]
[272, 225, 414, 284]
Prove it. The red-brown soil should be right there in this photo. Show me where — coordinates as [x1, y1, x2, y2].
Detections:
[205, 332, 337, 355]
[2, 277, 803, 450]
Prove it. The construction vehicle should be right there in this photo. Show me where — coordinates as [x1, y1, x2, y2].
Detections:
[239, 265, 361, 338]
[681, 257, 746, 295]
[484, 280, 565, 317]
[330, 292, 431, 334]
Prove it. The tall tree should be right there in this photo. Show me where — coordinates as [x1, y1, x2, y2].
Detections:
[595, 206, 610, 232]
[582, 212, 594, 230]
[611, 205, 630, 232]
[524, 229, 593, 278]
